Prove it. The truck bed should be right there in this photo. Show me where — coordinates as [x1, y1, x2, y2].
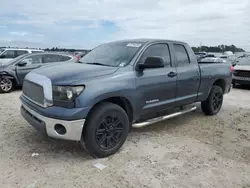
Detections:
[197, 62, 232, 101]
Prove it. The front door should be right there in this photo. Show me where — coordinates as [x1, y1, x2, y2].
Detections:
[135, 43, 177, 117]
[16, 54, 44, 84]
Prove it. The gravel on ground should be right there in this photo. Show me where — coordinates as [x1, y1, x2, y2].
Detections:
[0, 87, 250, 188]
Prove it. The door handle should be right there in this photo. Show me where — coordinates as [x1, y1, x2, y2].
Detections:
[167, 72, 177, 77]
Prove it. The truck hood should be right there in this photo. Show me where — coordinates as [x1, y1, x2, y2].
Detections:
[32, 63, 119, 85]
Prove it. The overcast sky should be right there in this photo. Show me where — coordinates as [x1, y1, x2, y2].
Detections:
[0, 0, 249, 50]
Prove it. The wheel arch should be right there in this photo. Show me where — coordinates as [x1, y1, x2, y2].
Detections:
[85, 96, 134, 130]
[213, 79, 226, 93]
[0, 72, 18, 85]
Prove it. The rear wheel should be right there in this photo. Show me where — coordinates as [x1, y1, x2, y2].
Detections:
[201, 85, 223, 116]
[0, 77, 14, 93]
[81, 102, 129, 158]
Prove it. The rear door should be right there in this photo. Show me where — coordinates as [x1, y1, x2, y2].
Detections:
[16, 54, 44, 84]
[135, 43, 177, 116]
[173, 43, 200, 106]
[43, 54, 63, 64]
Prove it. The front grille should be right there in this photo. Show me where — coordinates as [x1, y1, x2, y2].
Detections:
[23, 80, 44, 106]
[234, 70, 250, 77]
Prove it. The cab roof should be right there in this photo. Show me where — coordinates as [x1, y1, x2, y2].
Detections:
[110, 38, 187, 45]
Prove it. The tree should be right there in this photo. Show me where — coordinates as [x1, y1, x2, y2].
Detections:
[192, 44, 245, 53]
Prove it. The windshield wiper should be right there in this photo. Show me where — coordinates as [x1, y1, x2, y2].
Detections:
[85, 62, 113, 67]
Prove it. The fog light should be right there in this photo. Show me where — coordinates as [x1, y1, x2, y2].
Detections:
[54, 124, 66, 135]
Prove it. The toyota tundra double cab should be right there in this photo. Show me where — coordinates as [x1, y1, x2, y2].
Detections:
[20, 39, 232, 158]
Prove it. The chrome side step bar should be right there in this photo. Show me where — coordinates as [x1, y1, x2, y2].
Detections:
[132, 106, 197, 128]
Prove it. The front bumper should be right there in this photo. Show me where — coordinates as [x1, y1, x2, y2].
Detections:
[21, 103, 85, 141]
[232, 75, 250, 85]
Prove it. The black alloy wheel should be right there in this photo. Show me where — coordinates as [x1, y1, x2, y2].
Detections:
[211, 91, 223, 112]
[96, 115, 124, 150]
[81, 102, 129, 158]
[201, 85, 224, 115]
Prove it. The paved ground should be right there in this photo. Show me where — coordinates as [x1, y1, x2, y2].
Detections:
[0, 87, 250, 188]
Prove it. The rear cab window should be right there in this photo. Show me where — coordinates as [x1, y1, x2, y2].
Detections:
[173, 44, 190, 66]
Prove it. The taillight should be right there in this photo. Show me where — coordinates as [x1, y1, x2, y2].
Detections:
[76, 55, 81, 61]
[230, 65, 234, 73]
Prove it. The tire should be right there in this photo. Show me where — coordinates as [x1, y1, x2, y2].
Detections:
[0, 77, 14, 93]
[201, 85, 223, 116]
[81, 102, 130, 158]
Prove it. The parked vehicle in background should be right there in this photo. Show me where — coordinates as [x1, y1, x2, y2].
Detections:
[220, 54, 237, 65]
[75, 51, 88, 61]
[232, 57, 250, 87]
[199, 57, 226, 63]
[195, 52, 207, 57]
[0, 52, 77, 93]
[76, 52, 86, 60]
[194, 52, 216, 61]
[205, 54, 215, 58]
[0, 48, 44, 65]
[20, 39, 232, 158]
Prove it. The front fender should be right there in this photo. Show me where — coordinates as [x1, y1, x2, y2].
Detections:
[0, 72, 14, 79]
[74, 70, 139, 120]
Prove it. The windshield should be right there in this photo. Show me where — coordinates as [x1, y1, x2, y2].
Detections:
[0, 49, 5, 54]
[79, 41, 143, 67]
[238, 57, 250, 66]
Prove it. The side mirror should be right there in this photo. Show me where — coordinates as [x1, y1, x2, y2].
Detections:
[17, 61, 27, 67]
[0, 55, 5, 59]
[138, 57, 164, 70]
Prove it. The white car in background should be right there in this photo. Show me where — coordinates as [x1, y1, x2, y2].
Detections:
[0, 48, 44, 65]
[199, 57, 226, 63]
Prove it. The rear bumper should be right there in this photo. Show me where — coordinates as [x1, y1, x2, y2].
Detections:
[21, 103, 85, 141]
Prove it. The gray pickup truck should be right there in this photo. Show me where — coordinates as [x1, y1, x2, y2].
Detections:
[20, 39, 232, 158]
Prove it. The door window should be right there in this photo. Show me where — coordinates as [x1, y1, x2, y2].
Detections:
[174, 44, 190, 66]
[21, 55, 44, 65]
[44, 54, 62, 63]
[1, 50, 16, 58]
[140, 44, 171, 66]
[16, 50, 28, 56]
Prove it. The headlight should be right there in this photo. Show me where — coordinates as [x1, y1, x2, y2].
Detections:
[52, 86, 85, 101]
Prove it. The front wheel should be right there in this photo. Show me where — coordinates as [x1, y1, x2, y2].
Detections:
[81, 102, 130, 158]
[201, 85, 223, 116]
[0, 77, 14, 93]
